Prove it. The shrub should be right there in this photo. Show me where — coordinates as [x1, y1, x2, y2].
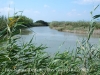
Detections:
[34, 20, 49, 26]
[15, 15, 34, 27]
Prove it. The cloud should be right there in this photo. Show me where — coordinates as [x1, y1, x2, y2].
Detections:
[66, 9, 82, 17]
[66, 12, 72, 16]
[0, 7, 14, 16]
[83, 10, 87, 13]
[74, 0, 100, 4]
[0, 0, 15, 16]
[23, 9, 41, 19]
[24, 9, 40, 14]
[77, 14, 81, 16]
[72, 9, 76, 12]
[66, 12, 81, 16]
[52, 10, 56, 13]
[33, 11, 40, 14]
[6, 0, 14, 5]
[44, 4, 50, 8]
[9, 1, 14, 5]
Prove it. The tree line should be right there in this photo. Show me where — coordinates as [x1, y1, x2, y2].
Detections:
[0, 15, 49, 31]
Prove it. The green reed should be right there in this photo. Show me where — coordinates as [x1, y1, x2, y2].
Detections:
[0, 5, 100, 75]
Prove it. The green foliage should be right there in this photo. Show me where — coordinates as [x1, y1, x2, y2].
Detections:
[0, 15, 7, 31]
[15, 15, 34, 27]
[34, 20, 48, 26]
[49, 21, 66, 27]
[0, 5, 100, 75]
[0, 15, 34, 32]
[0, 37, 48, 75]
[49, 21, 100, 30]
[0, 11, 49, 75]
[0, 12, 23, 39]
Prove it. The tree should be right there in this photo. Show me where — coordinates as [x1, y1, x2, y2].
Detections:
[35, 20, 48, 26]
[16, 15, 34, 27]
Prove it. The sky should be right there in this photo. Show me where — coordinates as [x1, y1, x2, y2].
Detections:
[0, 0, 100, 22]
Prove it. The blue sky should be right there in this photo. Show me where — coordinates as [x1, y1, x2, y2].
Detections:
[0, 0, 100, 22]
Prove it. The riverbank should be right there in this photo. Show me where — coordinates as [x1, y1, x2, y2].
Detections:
[51, 27, 100, 35]
[49, 21, 100, 35]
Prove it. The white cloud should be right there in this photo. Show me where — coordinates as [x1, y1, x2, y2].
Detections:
[74, 0, 100, 4]
[0, 7, 14, 16]
[83, 10, 87, 13]
[66, 12, 72, 16]
[24, 9, 40, 15]
[52, 10, 56, 13]
[77, 14, 81, 16]
[9, 1, 14, 5]
[72, 9, 76, 12]
[83, 0, 100, 3]
[23, 9, 41, 19]
[44, 4, 50, 8]
[0, 0, 15, 16]
[6, 0, 14, 5]
[66, 12, 81, 17]
[33, 11, 40, 14]
[66, 9, 82, 17]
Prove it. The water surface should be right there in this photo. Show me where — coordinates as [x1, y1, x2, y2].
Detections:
[17, 27, 100, 54]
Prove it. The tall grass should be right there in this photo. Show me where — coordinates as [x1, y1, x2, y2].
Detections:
[49, 21, 100, 31]
[0, 16, 7, 31]
[0, 5, 100, 75]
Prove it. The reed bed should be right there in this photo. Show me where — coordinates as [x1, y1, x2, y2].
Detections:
[0, 5, 100, 75]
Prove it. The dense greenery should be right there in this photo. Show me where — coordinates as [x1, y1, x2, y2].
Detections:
[0, 5, 100, 75]
[0, 15, 49, 32]
[34, 20, 49, 26]
[17, 15, 34, 27]
[0, 15, 34, 31]
[49, 21, 90, 28]
[0, 16, 7, 31]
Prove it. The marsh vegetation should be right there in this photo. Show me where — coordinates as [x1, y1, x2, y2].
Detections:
[49, 21, 100, 34]
[0, 5, 100, 75]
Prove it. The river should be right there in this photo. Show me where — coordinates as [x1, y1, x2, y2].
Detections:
[17, 26, 100, 55]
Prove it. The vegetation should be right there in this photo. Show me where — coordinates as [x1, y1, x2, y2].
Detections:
[17, 15, 34, 27]
[0, 5, 100, 75]
[0, 16, 7, 31]
[0, 15, 34, 32]
[0, 15, 49, 32]
[34, 20, 49, 26]
[49, 21, 100, 32]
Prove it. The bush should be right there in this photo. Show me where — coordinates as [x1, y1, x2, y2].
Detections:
[15, 15, 34, 27]
[34, 20, 48, 26]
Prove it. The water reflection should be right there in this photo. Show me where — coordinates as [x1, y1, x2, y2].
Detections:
[20, 28, 33, 35]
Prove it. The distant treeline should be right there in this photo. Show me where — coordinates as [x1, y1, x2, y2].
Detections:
[1, 15, 100, 32]
[34, 20, 49, 26]
[0, 15, 49, 31]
